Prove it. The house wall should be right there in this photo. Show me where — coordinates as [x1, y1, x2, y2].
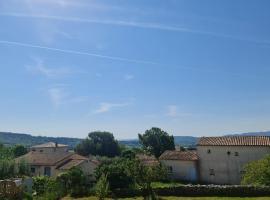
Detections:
[30, 165, 57, 177]
[197, 146, 270, 185]
[54, 161, 98, 180]
[160, 160, 198, 182]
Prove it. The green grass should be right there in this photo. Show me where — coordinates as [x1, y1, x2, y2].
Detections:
[151, 181, 183, 188]
[62, 197, 270, 200]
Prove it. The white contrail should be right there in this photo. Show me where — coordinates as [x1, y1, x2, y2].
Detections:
[0, 40, 157, 65]
[1, 12, 270, 46]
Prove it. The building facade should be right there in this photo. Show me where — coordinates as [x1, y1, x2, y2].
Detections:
[197, 136, 270, 184]
[159, 150, 198, 182]
[16, 142, 98, 178]
[159, 136, 270, 185]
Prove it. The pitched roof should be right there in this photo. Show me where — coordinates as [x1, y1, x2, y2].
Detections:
[16, 151, 73, 166]
[31, 142, 68, 148]
[136, 154, 159, 166]
[57, 159, 85, 170]
[197, 136, 270, 146]
[159, 150, 198, 161]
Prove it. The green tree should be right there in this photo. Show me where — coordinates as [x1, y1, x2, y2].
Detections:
[56, 167, 93, 197]
[95, 157, 135, 189]
[75, 131, 120, 157]
[241, 155, 270, 186]
[139, 127, 175, 158]
[131, 159, 167, 200]
[12, 145, 28, 157]
[95, 174, 109, 200]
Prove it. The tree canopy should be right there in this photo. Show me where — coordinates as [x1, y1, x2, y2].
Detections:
[75, 131, 120, 157]
[138, 127, 175, 158]
[241, 155, 270, 186]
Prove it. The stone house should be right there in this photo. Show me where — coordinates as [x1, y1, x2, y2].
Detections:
[160, 136, 270, 185]
[16, 142, 98, 178]
[197, 136, 270, 185]
[159, 150, 198, 182]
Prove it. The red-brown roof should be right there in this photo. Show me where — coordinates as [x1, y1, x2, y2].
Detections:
[159, 150, 198, 161]
[197, 136, 270, 146]
[136, 154, 159, 166]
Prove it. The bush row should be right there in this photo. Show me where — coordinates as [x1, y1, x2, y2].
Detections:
[111, 185, 270, 198]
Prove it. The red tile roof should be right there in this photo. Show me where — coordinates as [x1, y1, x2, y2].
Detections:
[159, 150, 198, 161]
[197, 136, 270, 146]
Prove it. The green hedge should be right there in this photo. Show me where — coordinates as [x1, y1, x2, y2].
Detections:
[111, 185, 270, 198]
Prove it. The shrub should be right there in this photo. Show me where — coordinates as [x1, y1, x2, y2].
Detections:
[95, 174, 109, 200]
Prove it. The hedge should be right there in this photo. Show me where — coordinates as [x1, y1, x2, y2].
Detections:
[111, 185, 270, 198]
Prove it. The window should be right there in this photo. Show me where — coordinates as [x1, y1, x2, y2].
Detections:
[235, 152, 239, 156]
[32, 149, 36, 152]
[44, 167, 51, 176]
[227, 151, 231, 155]
[31, 167, 35, 173]
[167, 166, 173, 173]
[207, 149, 211, 154]
[39, 150, 43, 153]
[209, 169, 215, 176]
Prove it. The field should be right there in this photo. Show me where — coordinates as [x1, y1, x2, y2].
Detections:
[62, 197, 270, 200]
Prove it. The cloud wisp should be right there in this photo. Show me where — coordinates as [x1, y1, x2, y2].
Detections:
[166, 105, 194, 118]
[26, 58, 74, 78]
[94, 102, 131, 114]
[48, 87, 87, 108]
[124, 74, 134, 81]
[0, 40, 157, 65]
[1, 12, 270, 46]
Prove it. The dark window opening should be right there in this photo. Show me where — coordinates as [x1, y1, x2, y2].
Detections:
[227, 151, 231, 155]
[235, 152, 239, 156]
[31, 167, 35, 173]
[167, 166, 173, 173]
[209, 169, 215, 176]
[207, 149, 211, 154]
[40, 150, 43, 152]
[44, 167, 51, 176]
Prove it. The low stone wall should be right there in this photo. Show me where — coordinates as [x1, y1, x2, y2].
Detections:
[111, 185, 270, 198]
[0, 179, 23, 199]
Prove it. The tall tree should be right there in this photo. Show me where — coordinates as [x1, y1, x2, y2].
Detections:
[138, 127, 175, 158]
[75, 131, 120, 157]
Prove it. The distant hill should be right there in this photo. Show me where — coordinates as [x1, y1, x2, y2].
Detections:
[114, 136, 198, 148]
[1, 131, 270, 149]
[227, 131, 270, 136]
[0, 132, 82, 149]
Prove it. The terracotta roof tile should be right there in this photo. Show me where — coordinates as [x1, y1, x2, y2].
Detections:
[197, 136, 270, 146]
[159, 150, 198, 161]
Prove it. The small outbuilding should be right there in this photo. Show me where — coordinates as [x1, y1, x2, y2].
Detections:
[159, 150, 198, 182]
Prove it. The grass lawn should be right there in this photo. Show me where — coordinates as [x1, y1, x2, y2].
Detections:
[62, 197, 270, 200]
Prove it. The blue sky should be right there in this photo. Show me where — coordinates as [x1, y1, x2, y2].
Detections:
[0, 0, 270, 139]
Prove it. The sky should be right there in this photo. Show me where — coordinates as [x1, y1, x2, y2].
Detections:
[0, 0, 270, 139]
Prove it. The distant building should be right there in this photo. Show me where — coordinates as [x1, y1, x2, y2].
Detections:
[159, 150, 198, 182]
[159, 136, 270, 185]
[197, 136, 270, 184]
[136, 154, 159, 166]
[16, 142, 98, 178]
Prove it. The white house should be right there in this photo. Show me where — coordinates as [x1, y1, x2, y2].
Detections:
[159, 150, 198, 182]
[197, 136, 270, 184]
[160, 136, 270, 185]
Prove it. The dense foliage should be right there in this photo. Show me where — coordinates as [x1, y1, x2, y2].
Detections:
[0, 143, 29, 179]
[95, 157, 135, 189]
[139, 127, 175, 158]
[75, 131, 121, 157]
[241, 155, 270, 186]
